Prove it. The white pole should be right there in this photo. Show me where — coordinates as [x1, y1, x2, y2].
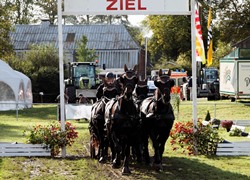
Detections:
[191, 0, 198, 127]
[58, 0, 66, 157]
[145, 37, 148, 79]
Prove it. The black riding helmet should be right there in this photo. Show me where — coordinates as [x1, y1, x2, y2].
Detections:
[105, 72, 114, 79]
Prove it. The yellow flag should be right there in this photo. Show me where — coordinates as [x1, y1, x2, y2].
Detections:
[195, 4, 206, 64]
[207, 7, 213, 66]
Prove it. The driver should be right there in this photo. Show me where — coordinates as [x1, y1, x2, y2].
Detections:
[96, 72, 116, 100]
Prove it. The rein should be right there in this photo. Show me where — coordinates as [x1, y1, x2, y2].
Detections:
[152, 96, 163, 102]
[102, 97, 112, 105]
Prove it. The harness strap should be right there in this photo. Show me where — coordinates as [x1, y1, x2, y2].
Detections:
[102, 97, 111, 105]
[146, 98, 155, 113]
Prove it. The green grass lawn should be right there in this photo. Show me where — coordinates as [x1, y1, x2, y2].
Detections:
[0, 100, 250, 179]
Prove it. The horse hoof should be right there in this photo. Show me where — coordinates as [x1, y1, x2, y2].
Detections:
[136, 156, 142, 163]
[112, 163, 120, 169]
[112, 160, 121, 169]
[144, 158, 150, 165]
[122, 167, 131, 175]
[99, 157, 106, 164]
[153, 163, 163, 172]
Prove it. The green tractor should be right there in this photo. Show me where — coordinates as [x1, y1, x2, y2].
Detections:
[64, 62, 100, 103]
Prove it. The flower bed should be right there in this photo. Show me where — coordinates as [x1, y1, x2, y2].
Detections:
[170, 120, 223, 155]
[25, 121, 78, 157]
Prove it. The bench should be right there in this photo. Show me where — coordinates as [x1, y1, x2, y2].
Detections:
[0, 143, 51, 157]
[233, 120, 250, 126]
[216, 141, 250, 156]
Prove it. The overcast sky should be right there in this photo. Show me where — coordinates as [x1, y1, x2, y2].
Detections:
[128, 15, 146, 26]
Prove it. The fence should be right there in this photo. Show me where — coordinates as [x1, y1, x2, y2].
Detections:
[0, 143, 51, 157]
[1, 100, 250, 121]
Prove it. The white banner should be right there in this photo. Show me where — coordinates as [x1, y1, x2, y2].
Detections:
[65, 104, 92, 120]
[64, 0, 190, 15]
[239, 62, 250, 94]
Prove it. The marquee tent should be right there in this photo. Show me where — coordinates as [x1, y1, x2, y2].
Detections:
[0, 60, 33, 111]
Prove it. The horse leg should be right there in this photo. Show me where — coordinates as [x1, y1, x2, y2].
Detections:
[111, 132, 122, 168]
[134, 125, 143, 163]
[134, 143, 142, 163]
[141, 123, 150, 164]
[158, 131, 168, 165]
[122, 144, 131, 175]
[109, 136, 116, 162]
[150, 131, 163, 171]
[99, 122, 110, 163]
[102, 133, 109, 160]
[158, 121, 174, 162]
[98, 133, 107, 163]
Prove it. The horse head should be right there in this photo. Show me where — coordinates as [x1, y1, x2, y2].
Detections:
[119, 64, 138, 100]
[154, 69, 175, 104]
[135, 79, 148, 100]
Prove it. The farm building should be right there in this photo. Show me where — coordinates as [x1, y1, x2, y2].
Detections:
[9, 20, 146, 78]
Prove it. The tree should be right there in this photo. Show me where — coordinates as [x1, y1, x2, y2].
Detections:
[12, 0, 35, 24]
[125, 25, 144, 46]
[216, 0, 250, 44]
[7, 44, 60, 102]
[212, 40, 232, 69]
[92, 15, 129, 24]
[0, 2, 14, 59]
[143, 15, 191, 65]
[176, 52, 192, 74]
[75, 35, 97, 62]
[35, 0, 57, 24]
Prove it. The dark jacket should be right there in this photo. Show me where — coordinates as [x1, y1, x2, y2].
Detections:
[96, 81, 122, 100]
[188, 78, 192, 87]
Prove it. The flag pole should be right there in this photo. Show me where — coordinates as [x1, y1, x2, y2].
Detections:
[191, 0, 198, 127]
[58, 0, 66, 157]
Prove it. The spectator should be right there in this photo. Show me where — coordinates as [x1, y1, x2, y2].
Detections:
[188, 77, 192, 101]
[182, 77, 188, 101]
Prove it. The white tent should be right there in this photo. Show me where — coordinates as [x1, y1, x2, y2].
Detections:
[0, 60, 33, 111]
[14, 71, 33, 108]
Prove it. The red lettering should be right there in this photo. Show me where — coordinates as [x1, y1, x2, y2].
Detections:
[138, 0, 147, 10]
[126, 0, 135, 10]
[106, 0, 118, 10]
[120, 0, 123, 10]
[106, 0, 147, 11]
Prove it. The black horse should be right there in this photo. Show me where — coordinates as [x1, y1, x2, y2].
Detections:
[140, 69, 175, 171]
[89, 80, 119, 162]
[104, 64, 139, 174]
[133, 79, 149, 113]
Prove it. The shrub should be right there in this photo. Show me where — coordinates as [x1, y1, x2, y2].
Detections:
[26, 121, 78, 156]
[229, 128, 242, 136]
[170, 120, 223, 155]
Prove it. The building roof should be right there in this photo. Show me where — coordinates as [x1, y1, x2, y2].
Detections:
[10, 23, 141, 51]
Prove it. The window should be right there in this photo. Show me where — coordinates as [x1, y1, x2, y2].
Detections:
[66, 33, 75, 42]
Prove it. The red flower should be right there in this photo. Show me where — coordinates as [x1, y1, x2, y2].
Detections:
[170, 119, 222, 155]
[26, 121, 79, 157]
